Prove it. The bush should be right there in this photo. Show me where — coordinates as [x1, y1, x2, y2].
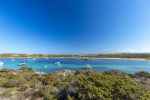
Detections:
[140, 91, 150, 100]
[56, 71, 147, 100]
[0, 69, 149, 100]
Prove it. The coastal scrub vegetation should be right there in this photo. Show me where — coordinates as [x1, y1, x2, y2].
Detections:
[0, 67, 150, 100]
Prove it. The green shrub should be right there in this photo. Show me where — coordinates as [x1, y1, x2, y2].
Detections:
[57, 71, 147, 100]
[0, 69, 149, 100]
[140, 91, 150, 100]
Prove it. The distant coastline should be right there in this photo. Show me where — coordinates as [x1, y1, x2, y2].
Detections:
[0, 53, 150, 61]
[91, 57, 148, 61]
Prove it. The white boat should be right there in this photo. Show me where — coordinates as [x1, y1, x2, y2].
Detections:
[86, 64, 92, 69]
[55, 61, 62, 67]
[18, 63, 26, 66]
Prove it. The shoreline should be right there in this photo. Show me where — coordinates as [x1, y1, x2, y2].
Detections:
[93, 57, 149, 61]
[0, 57, 149, 61]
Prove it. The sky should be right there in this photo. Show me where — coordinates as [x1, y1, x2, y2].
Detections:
[0, 0, 150, 54]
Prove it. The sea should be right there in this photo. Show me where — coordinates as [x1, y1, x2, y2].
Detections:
[0, 58, 150, 73]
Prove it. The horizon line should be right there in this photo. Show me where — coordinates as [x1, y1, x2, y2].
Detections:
[0, 52, 150, 55]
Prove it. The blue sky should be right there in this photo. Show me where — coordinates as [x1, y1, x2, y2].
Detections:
[0, 0, 150, 54]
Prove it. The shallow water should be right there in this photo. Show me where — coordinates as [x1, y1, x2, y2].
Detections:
[0, 58, 150, 73]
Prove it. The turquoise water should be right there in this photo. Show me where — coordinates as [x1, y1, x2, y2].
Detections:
[0, 58, 150, 73]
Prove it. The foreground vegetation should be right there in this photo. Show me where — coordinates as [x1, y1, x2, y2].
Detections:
[0, 67, 150, 100]
[0, 53, 150, 59]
